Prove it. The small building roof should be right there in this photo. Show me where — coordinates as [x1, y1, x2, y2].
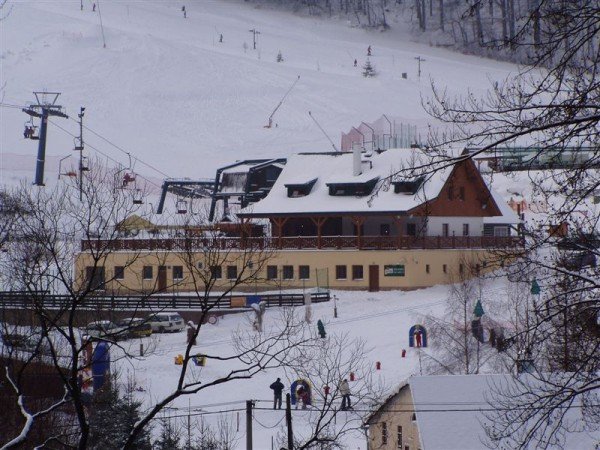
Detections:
[240, 148, 449, 217]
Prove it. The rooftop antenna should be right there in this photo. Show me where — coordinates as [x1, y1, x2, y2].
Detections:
[308, 111, 339, 152]
[22, 91, 69, 186]
[264, 75, 300, 128]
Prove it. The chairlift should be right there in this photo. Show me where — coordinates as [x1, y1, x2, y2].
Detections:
[176, 198, 188, 214]
[133, 189, 143, 205]
[23, 119, 40, 140]
[80, 155, 90, 171]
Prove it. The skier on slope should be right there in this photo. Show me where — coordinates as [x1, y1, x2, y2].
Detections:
[367, 45, 372, 56]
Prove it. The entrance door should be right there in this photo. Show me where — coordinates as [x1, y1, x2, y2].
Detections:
[368, 265, 379, 292]
[158, 266, 167, 292]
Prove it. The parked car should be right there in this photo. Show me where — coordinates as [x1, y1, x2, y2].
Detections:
[147, 313, 185, 333]
[117, 317, 153, 338]
[84, 321, 128, 341]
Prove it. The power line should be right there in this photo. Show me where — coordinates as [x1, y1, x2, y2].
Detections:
[47, 118, 162, 190]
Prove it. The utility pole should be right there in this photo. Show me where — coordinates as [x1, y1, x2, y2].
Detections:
[248, 28, 260, 49]
[75, 107, 86, 200]
[246, 400, 254, 450]
[22, 92, 69, 186]
[414, 56, 426, 79]
[286, 393, 294, 450]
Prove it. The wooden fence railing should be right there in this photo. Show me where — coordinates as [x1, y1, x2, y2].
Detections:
[82, 235, 523, 252]
[0, 291, 330, 311]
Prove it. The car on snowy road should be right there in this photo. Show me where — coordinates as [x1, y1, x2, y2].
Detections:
[147, 313, 185, 333]
[84, 321, 128, 341]
[117, 317, 153, 338]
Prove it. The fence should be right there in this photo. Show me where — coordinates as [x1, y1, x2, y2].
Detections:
[0, 291, 330, 311]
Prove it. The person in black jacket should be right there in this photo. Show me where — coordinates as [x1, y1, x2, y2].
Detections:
[270, 378, 285, 410]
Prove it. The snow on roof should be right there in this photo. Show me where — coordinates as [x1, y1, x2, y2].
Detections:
[241, 148, 450, 216]
[483, 189, 521, 225]
[410, 374, 599, 450]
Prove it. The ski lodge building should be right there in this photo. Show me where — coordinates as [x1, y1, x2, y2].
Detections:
[76, 147, 520, 293]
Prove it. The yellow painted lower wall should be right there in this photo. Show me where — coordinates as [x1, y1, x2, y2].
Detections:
[368, 386, 421, 450]
[75, 247, 498, 294]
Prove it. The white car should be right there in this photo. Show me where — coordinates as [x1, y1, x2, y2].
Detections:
[147, 313, 185, 333]
[84, 320, 128, 341]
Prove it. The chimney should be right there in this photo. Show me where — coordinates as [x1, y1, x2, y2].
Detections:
[352, 144, 362, 176]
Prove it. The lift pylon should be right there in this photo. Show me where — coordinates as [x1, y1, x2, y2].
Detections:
[22, 92, 69, 186]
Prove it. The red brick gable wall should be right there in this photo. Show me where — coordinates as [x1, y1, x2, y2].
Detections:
[411, 159, 502, 217]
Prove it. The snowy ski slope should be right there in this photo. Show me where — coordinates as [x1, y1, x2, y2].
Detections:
[1, 0, 518, 187]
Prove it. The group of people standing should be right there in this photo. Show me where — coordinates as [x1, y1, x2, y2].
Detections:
[269, 377, 352, 410]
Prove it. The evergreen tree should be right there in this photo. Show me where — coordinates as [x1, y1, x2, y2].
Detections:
[276, 50, 284, 62]
[362, 59, 376, 77]
[154, 418, 182, 450]
[88, 375, 152, 449]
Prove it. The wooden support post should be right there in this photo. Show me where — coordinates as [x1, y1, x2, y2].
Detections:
[351, 216, 365, 249]
[392, 215, 404, 249]
[271, 218, 288, 249]
[310, 217, 327, 249]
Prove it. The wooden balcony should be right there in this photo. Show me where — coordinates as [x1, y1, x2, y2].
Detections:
[81, 235, 523, 252]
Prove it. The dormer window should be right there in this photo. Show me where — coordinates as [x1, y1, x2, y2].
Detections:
[392, 176, 425, 195]
[326, 177, 379, 197]
[285, 178, 317, 198]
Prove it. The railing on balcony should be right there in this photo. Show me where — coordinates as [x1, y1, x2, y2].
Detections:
[82, 235, 523, 252]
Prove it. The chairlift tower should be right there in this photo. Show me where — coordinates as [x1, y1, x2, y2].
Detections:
[75, 107, 86, 200]
[22, 92, 69, 186]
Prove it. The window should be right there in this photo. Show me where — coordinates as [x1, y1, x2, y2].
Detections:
[142, 266, 153, 280]
[447, 185, 454, 200]
[352, 265, 363, 280]
[397, 425, 403, 448]
[425, 264, 430, 274]
[459, 263, 464, 274]
[173, 265, 183, 280]
[227, 265, 238, 280]
[463, 223, 470, 236]
[210, 265, 222, 279]
[283, 265, 294, 280]
[335, 265, 347, 280]
[459, 186, 465, 200]
[86, 266, 105, 289]
[443, 264, 447, 274]
[406, 223, 417, 236]
[380, 224, 390, 236]
[299, 265, 310, 280]
[494, 226, 509, 237]
[267, 265, 278, 280]
[442, 223, 449, 237]
[114, 266, 124, 280]
[382, 422, 388, 445]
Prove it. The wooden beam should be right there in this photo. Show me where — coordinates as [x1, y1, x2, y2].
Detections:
[310, 216, 327, 249]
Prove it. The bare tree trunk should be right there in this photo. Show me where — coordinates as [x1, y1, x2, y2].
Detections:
[439, 0, 444, 30]
[500, 0, 509, 44]
[474, 1, 484, 45]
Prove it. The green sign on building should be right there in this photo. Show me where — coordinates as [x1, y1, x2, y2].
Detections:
[384, 265, 405, 277]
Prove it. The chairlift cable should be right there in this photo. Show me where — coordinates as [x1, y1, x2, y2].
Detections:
[48, 118, 162, 190]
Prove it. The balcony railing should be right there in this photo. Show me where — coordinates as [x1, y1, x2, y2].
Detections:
[82, 235, 523, 252]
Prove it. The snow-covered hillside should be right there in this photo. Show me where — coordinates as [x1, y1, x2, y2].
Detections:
[1, 0, 518, 187]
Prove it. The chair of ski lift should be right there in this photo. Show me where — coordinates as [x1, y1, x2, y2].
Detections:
[80, 155, 90, 171]
[23, 120, 40, 140]
[176, 198, 188, 214]
[122, 172, 136, 188]
[133, 189, 143, 205]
